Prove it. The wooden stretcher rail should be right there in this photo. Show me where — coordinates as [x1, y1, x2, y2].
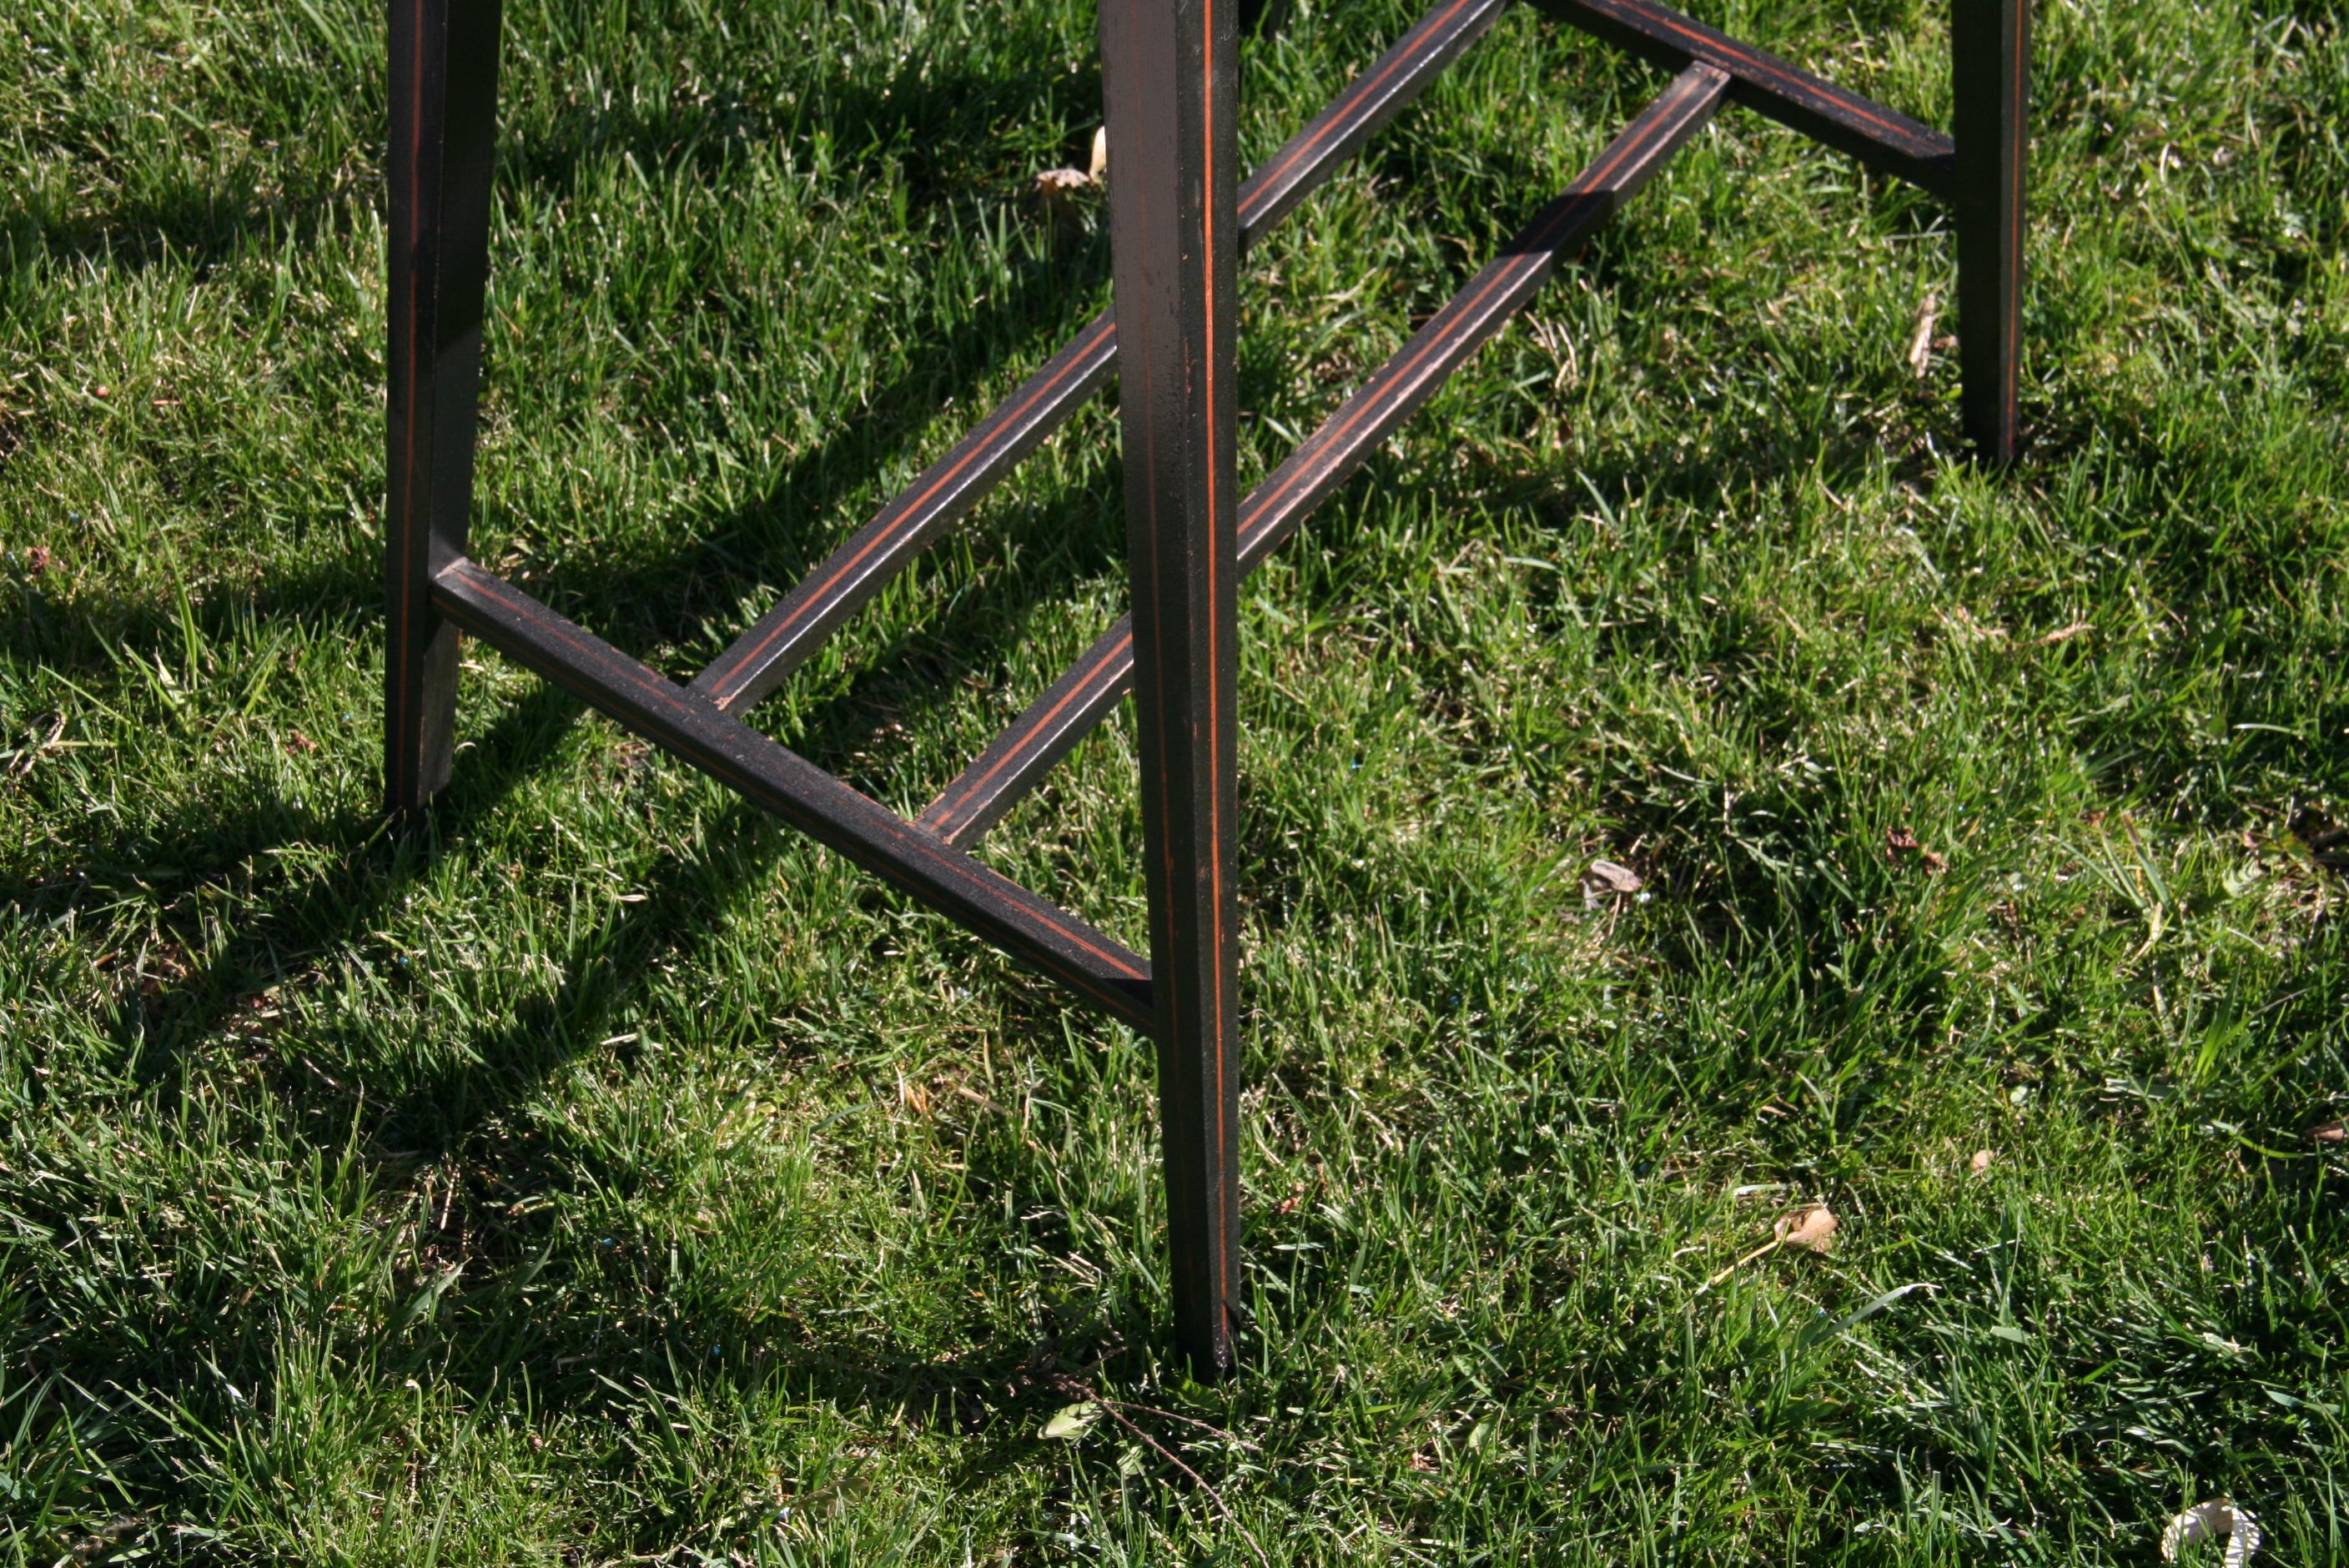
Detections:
[388, 0, 2029, 1382]
[920, 61, 1733, 848]
[688, 0, 1512, 716]
[1525, 0, 1954, 195]
[430, 555, 1154, 1029]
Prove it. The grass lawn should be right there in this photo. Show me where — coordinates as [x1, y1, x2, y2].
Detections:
[4, 0, 2347, 1559]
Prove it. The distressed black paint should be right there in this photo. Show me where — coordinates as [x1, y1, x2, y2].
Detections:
[385, 0, 502, 817]
[923, 66, 1731, 850]
[1527, 0, 1954, 195]
[1099, 0, 1245, 1381]
[1954, 0, 2030, 460]
[430, 557, 1154, 1029]
[691, 0, 1510, 717]
[386, 1, 2025, 1378]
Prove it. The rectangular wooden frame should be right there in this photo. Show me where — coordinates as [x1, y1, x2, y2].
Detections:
[386, 0, 2027, 1377]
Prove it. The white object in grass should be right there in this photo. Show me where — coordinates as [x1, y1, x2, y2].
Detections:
[2160, 1500, 2261, 1566]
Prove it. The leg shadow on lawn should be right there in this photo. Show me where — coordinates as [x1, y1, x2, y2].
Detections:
[254, 788, 1163, 1481]
[4, 678, 584, 1087]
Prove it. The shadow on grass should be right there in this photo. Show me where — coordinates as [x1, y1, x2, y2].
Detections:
[183, 787, 1160, 1470]
[35, 24, 2342, 1490]
[1, 41, 1116, 704]
[0, 48, 1082, 279]
[2, 680, 589, 1093]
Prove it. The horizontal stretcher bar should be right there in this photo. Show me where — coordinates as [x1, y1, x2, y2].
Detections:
[429, 555, 1154, 1029]
[1527, 0, 1954, 195]
[919, 62, 1733, 848]
[689, 0, 1513, 716]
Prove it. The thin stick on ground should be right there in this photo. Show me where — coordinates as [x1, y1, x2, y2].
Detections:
[1703, 1234, 1784, 1289]
[1048, 1372, 1270, 1568]
[1076, 1385, 1264, 1452]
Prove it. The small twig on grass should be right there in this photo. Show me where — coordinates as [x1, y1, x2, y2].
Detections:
[951, 1082, 1042, 1152]
[1102, 1397, 1265, 1453]
[1047, 1372, 1269, 1568]
[5, 711, 66, 777]
[1044, 1360, 1260, 1451]
[1703, 1204, 1839, 1290]
[1905, 291, 1939, 377]
[1703, 1234, 1787, 1290]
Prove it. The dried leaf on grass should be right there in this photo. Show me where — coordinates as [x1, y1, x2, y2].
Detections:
[1970, 1148, 1995, 1175]
[1774, 1203, 1839, 1254]
[1033, 159, 1098, 242]
[1036, 128, 1108, 219]
[1587, 858, 1642, 893]
[1704, 1202, 1839, 1288]
[895, 1071, 931, 1118]
[1905, 291, 1939, 377]
[1034, 166, 1094, 201]
[1884, 826, 1948, 874]
[1042, 1400, 1099, 1440]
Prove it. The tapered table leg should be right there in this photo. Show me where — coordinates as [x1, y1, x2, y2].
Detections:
[1099, 0, 1245, 1380]
[386, 0, 504, 815]
[1953, 0, 2028, 462]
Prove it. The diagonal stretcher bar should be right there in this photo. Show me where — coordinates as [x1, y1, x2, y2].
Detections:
[435, 59, 1732, 1018]
[429, 555, 1154, 1029]
[922, 61, 1730, 847]
[390, 0, 2025, 1379]
[689, 0, 1513, 716]
[1523, 0, 1954, 194]
[401, 1, 1956, 1023]
[690, 0, 1949, 721]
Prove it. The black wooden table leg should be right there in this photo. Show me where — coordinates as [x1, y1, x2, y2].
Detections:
[1100, 0, 1245, 1380]
[385, 0, 504, 816]
[372, 0, 2020, 1382]
[1953, 0, 2027, 462]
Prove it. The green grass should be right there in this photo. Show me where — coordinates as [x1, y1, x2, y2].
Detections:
[3, 0, 2346, 1559]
